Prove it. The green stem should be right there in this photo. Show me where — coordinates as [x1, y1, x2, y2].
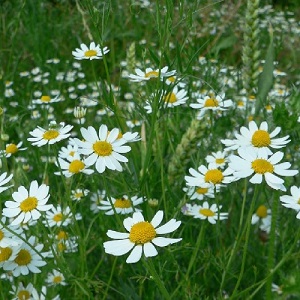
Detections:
[103, 257, 117, 300]
[231, 184, 259, 298]
[143, 258, 171, 300]
[265, 191, 280, 299]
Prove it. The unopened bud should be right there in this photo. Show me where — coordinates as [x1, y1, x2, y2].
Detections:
[1, 133, 9, 141]
[74, 106, 87, 119]
[148, 199, 158, 207]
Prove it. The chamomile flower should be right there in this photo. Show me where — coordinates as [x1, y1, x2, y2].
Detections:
[185, 164, 234, 188]
[104, 210, 182, 263]
[2, 181, 53, 226]
[190, 93, 233, 119]
[0, 172, 13, 193]
[251, 205, 272, 233]
[0, 243, 21, 270]
[183, 184, 216, 201]
[46, 270, 67, 286]
[70, 188, 89, 201]
[0, 217, 22, 247]
[10, 282, 38, 300]
[98, 195, 144, 215]
[205, 150, 229, 169]
[58, 143, 79, 159]
[32, 94, 61, 105]
[72, 42, 109, 60]
[54, 155, 94, 177]
[280, 186, 300, 218]
[1, 142, 27, 158]
[27, 121, 73, 147]
[90, 190, 106, 213]
[3, 236, 47, 276]
[43, 206, 81, 227]
[74, 125, 131, 173]
[221, 121, 290, 156]
[229, 148, 298, 191]
[127, 66, 176, 82]
[189, 201, 228, 224]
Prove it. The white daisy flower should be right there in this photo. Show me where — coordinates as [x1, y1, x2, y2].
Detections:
[46, 270, 67, 286]
[43, 206, 81, 227]
[54, 154, 94, 177]
[188, 201, 228, 224]
[104, 210, 182, 263]
[0, 172, 13, 193]
[0, 142, 27, 158]
[221, 120, 290, 156]
[90, 190, 106, 213]
[205, 150, 229, 169]
[74, 125, 131, 173]
[127, 66, 176, 82]
[10, 282, 38, 300]
[98, 195, 144, 215]
[2, 181, 53, 226]
[0, 217, 22, 247]
[72, 42, 109, 60]
[0, 243, 21, 270]
[58, 143, 79, 159]
[27, 121, 73, 147]
[251, 205, 272, 233]
[126, 119, 142, 128]
[32, 94, 61, 105]
[280, 186, 300, 218]
[3, 236, 47, 276]
[183, 184, 216, 201]
[190, 93, 233, 119]
[70, 188, 89, 201]
[185, 164, 234, 188]
[229, 148, 298, 191]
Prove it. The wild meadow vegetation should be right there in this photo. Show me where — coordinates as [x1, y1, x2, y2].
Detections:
[1, 0, 300, 299]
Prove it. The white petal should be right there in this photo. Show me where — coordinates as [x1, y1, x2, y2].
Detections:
[156, 220, 181, 234]
[152, 237, 182, 247]
[106, 230, 129, 239]
[143, 242, 158, 257]
[126, 245, 143, 263]
[103, 239, 134, 256]
[150, 211, 163, 228]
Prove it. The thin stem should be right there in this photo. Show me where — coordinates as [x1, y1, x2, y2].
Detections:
[143, 258, 171, 300]
[103, 257, 118, 300]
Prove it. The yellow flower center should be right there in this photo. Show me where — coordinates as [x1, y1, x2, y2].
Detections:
[251, 130, 271, 147]
[204, 98, 219, 107]
[0, 247, 12, 262]
[14, 249, 32, 266]
[163, 92, 177, 104]
[145, 71, 159, 78]
[58, 242, 66, 252]
[0, 230, 3, 241]
[68, 160, 85, 173]
[167, 76, 176, 83]
[93, 141, 112, 156]
[43, 130, 59, 140]
[6, 143, 18, 154]
[53, 213, 63, 223]
[251, 159, 274, 174]
[215, 158, 225, 164]
[249, 95, 256, 101]
[20, 197, 38, 212]
[256, 205, 268, 218]
[237, 100, 244, 107]
[17, 290, 30, 300]
[204, 169, 224, 184]
[74, 192, 83, 199]
[200, 208, 215, 217]
[56, 230, 68, 240]
[41, 95, 51, 102]
[298, 198, 300, 205]
[69, 151, 75, 156]
[53, 275, 63, 284]
[84, 49, 97, 57]
[129, 221, 156, 244]
[195, 187, 209, 195]
[114, 198, 132, 208]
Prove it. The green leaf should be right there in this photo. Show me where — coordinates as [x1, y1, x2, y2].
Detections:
[212, 35, 237, 56]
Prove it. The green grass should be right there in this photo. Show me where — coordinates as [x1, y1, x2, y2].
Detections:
[1, 0, 300, 299]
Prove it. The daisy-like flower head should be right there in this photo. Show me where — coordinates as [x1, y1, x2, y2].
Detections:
[70, 188, 89, 201]
[27, 121, 73, 147]
[54, 154, 94, 178]
[46, 269, 67, 286]
[10, 282, 38, 300]
[280, 186, 300, 218]
[90, 190, 106, 213]
[221, 121, 290, 156]
[3, 236, 47, 276]
[251, 205, 271, 225]
[183, 184, 217, 201]
[127, 66, 176, 82]
[0, 172, 13, 193]
[205, 150, 229, 169]
[43, 206, 81, 227]
[98, 195, 144, 215]
[1, 141, 27, 158]
[0, 217, 23, 247]
[188, 201, 228, 224]
[190, 93, 233, 119]
[229, 148, 298, 191]
[72, 42, 109, 60]
[74, 125, 131, 173]
[185, 164, 234, 188]
[32, 94, 61, 105]
[2, 181, 53, 226]
[58, 142, 79, 159]
[104, 210, 182, 263]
